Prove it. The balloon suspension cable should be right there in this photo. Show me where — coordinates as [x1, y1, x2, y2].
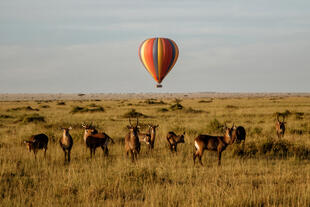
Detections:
[156, 84, 162, 88]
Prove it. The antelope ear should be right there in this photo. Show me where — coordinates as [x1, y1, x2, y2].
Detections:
[156, 125, 159, 128]
[23, 140, 27, 144]
[68, 126, 72, 130]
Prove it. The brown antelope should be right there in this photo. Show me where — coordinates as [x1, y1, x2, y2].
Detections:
[138, 124, 158, 149]
[82, 123, 98, 143]
[193, 125, 236, 166]
[83, 127, 114, 158]
[59, 127, 73, 163]
[166, 131, 185, 152]
[125, 117, 140, 162]
[276, 114, 286, 138]
[148, 124, 159, 149]
[138, 132, 151, 147]
[24, 133, 48, 159]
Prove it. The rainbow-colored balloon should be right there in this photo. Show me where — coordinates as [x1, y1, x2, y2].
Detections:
[138, 37, 179, 87]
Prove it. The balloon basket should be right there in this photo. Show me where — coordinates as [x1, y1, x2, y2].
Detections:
[156, 84, 162, 88]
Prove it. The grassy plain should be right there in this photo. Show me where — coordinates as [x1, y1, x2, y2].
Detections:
[0, 94, 310, 206]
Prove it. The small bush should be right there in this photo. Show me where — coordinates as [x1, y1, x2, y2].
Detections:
[20, 114, 45, 123]
[57, 102, 66, 105]
[293, 144, 310, 160]
[289, 129, 304, 135]
[225, 105, 239, 109]
[157, 108, 169, 112]
[198, 99, 213, 103]
[71, 106, 85, 113]
[275, 110, 291, 118]
[123, 109, 148, 118]
[207, 119, 223, 133]
[259, 138, 274, 154]
[0, 114, 13, 119]
[7, 106, 39, 112]
[71, 105, 104, 113]
[233, 142, 258, 158]
[170, 103, 183, 110]
[185, 107, 204, 114]
[145, 99, 166, 105]
[252, 127, 263, 135]
[40, 105, 50, 108]
[295, 112, 304, 120]
[170, 99, 183, 110]
[87, 106, 104, 112]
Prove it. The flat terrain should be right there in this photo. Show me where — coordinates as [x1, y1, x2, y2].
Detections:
[0, 93, 310, 206]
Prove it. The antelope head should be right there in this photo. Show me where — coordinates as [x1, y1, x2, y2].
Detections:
[24, 140, 34, 152]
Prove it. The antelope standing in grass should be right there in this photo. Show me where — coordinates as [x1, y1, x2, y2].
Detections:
[166, 131, 185, 152]
[138, 124, 158, 150]
[24, 133, 48, 159]
[193, 125, 236, 166]
[276, 114, 286, 138]
[59, 127, 73, 163]
[148, 124, 159, 150]
[82, 123, 98, 143]
[83, 125, 114, 158]
[125, 117, 140, 162]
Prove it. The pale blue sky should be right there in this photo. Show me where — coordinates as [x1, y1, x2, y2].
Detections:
[0, 0, 309, 93]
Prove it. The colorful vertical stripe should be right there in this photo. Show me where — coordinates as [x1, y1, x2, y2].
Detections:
[139, 37, 179, 84]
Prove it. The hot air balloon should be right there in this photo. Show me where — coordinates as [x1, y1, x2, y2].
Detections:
[138, 37, 179, 88]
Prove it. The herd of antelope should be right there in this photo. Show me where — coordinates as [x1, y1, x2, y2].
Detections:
[23, 114, 287, 166]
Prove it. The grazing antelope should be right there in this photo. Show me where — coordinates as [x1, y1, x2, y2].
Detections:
[125, 117, 140, 162]
[83, 127, 114, 158]
[166, 131, 185, 152]
[193, 125, 236, 166]
[24, 133, 48, 159]
[59, 127, 73, 163]
[148, 124, 159, 149]
[276, 114, 286, 138]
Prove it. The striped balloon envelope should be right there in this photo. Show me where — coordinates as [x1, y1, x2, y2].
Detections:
[138, 37, 179, 88]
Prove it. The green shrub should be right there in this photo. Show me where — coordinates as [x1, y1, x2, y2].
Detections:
[20, 114, 45, 123]
[145, 99, 166, 105]
[289, 129, 304, 135]
[225, 105, 238, 109]
[0, 114, 13, 119]
[57, 101, 66, 105]
[170, 103, 183, 110]
[198, 99, 213, 103]
[207, 119, 223, 133]
[40, 105, 50, 108]
[7, 106, 39, 112]
[185, 107, 203, 114]
[157, 108, 169, 112]
[71, 105, 104, 113]
[252, 127, 263, 135]
[123, 109, 148, 118]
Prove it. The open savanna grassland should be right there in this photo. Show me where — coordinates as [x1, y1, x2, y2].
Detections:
[1, 95, 310, 206]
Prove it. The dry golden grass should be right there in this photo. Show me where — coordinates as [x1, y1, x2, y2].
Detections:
[0, 95, 310, 206]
